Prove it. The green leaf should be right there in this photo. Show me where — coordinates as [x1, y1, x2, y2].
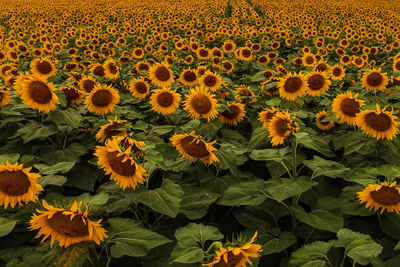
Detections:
[49, 108, 82, 128]
[0, 217, 17, 238]
[303, 156, 349, 179]
[179, 186, 219, 219]
[18, 123, 58, 143]
[108, 218, 171, 258]
[290, 241, 335, 267]
[249, 147, 290, 162]
[262, 231, 296, 256]
[292, 206, 343, 233]
[217, 147, 237, 175]
[344, 167, 379, 185]
[132, 179, 184, 217]
[217, 179, 267, 206]
[248, 127, 268, 149]
[34, 161, 75, 175]
[295, 132, 335, 157]
[0, 153, 20, 164]
[264, 176, 316, 202]
[38, 175, 67, 186]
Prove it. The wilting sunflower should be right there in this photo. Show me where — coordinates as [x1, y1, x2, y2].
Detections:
[150, 88, 181, 115]
[170, 132, 218, 165]
[103, 59, 120, 80]
[178, 69, 198, 87]
[61, 86, 84, 105]
[94, 138, 147, 189]
[306, 71, 331, 97]
[199, 70, 224, 92]
[30, 57, 57, 79]
[85, 84, 120, 115]
[95, 117, 128, 143]
[268, 111, 298, 146]
[29, 200, 107, 248]
[358, 182, 400, 214]
[332, 91, 365, 125]
[0, 90, 11, 108]
[330, 65, 346, 81]
[184, 87, 219, 121]
[18, 74, 59, 113]
[79, 75, 99, 93]
[278, 72, 307, 101]
[0, 162, 42, 209]
[315, 111, 335, 131]
[129, 78, 150, 99]
[361, 68, 389, 91]
[356, 104, 399, 140]
[258, 106, 279, 128]
[149, 62, 174, 87]
[218, 102, 246, 126]
[203, 232, 262, 267]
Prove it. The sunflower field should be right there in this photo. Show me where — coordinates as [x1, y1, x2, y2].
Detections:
[1, 0, 400, 266]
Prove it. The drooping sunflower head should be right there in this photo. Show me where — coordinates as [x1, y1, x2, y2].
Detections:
[315, 111, 335, 131]
[358, 182, 400, 214]
[94, 138, 147, 190]
[332, 91, 365, 125]
[150, 87, 181, 115]
[199, 70, 224, 92]
[129, 78, 150, 99]
[218, 102, 246, 126]
[30, 57, 57, 79]
[306, 71, 331, 97]
[61, 86, 84, 105]
[95, 117, 128, 143]
[184, 86, 219, 121]
[234, 86, 256, 104]
[79, 75, 99, 94]
[258, 106, 279, 128]
[112, 135, 146, 157]
[85, 84, 120, 115]
[179, 69, 198, 87]
[330, 65, 346, 81]
[149, 62, 174, 87]
[29, 200, 107, 248]
[356, 104, 399, 140]
[361, 68, 389, 91]
[278, 72, 307, 101]
[0, 161, 42, 209]
[268, 111, 298, 146]
[103, 59, 120, 80]
[170, 132, 219, 165]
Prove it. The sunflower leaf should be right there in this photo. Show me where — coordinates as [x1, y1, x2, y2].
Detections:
[264, 176, 317, 202]
[0, 153, 20, 164]
[0, 217, 17, 238]
[292, 205, 344, 233]
[217, 178, 267, 206]
[303, 156, 350, 179]
[261, 231, 297, 256]
[289, 240, 336, 267]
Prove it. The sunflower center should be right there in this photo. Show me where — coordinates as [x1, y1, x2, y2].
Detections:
[36, 61, 52, 74]
[191, 94, 212, 114]
[183, 71, 197, 82]
[396, 61, 400, 71]
[370, 186, 400, 205]
[92, 89, 112, 107]
[284, 77, 303, 93]
[214, 251, 244, 267]
[277, 120, 289, 136]
[106, 152, 136, 176]
[332, 68, 342, 76]
[29, 81, 52, 104]
[63, 88, 80, 102]
[223, 62, 232, 70]
[203, 75, 217, 87]
[340, 98, 360, 117]
[83, 80, 96, 93]
[108, 63, 118, 74]
[47, 212, 89, 237]
[93, 66, 105, 77]
[180, 136, 210, 158]
[308, 74, 325, 91]
[221, 105, 240, 119]
[157, 92, 174, 107]
[155, 66, 171, 81]
[364, 112, 392, 131]
[104, 123, 122, 138]
[305, 56, 314, 64]
[259, 56, 268, 63]
[199, 49, 208, 57]
[241, 49, 251, 58]
[1, 66, 12, 76]
[225, 43, 233, 50]
[0, 170, 30, 196]
[135, 82, 148, 94]
[316, 63, 327, 72]
[367, 72, 383, 86]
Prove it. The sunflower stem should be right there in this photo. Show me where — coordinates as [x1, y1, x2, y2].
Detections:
[377, 212, 384, 230]
[339, 254, 347, 267]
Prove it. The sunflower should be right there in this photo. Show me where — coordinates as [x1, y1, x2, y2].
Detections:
[268, 111, 298, 146]
[332, 91, 365, 125]
[129, 78, 150, 99]
[203, 232, 262, 267]
[61, 86, 84, 105]
[356, 104, 399, 140]
[234, 86, 256, 104]
[112, 135, 145, 157]
[235, 47, 254, 61]
[179, 69, 198, 87]
[221, 61, 234, 73]
[17, 74, 59, 113]
[30, 57, 57, 79]
[222, 40, 236, 53]
[358, 182, 400, 214]
[302, 52, 316, 66]
[79, 75, 99, 93]
[90, 64, 106, 78]
[306, 71, 331, 97]
[85, 84, 120, 115]
[278, 72, 307, 101]
[150, 88, 181, 115]
[95, 117, 128, 143]
[170, 132, 218, 165]
[0, 63, 16, 79]
[330, 65, 346, 81]
[0, 162, 42, 209]
[361, 68, 389, 91]
[94, 138, 147, 189]
[313, 60, 330, 72]
[315, 111, 335, 131]
[0, 89, 11, 108]
[103, 59, 119, 80]
[184, 87, 219, 121]
[258, 106, 279, 128]
[199, 70, 224, 92]
[29, 200, 107, 248]
[393, 58, 400, 73]
[218, 102, 246, 126]
[148, 62, 174, 87]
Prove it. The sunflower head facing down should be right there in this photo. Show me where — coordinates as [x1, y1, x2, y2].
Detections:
[29, 200, 107, 248]
[85, 84, 120, 115]
[94, 138, 147, 190]
[356, 104, 399, 140]
[95, 117, 129, 143]
[358, 181, 400, 214]
[150, 87, 181, 115]
[278, 72, 307, 101]
[268, 111, 299, 146]
[203, 232, 262, 267]
[332, 91, 365, 125]
[361, 68, 389, 91]
[315, 111, 335, 131]
[184, 87, 220, 121]
[218, 102, 246, 126]
[170, 132, 219, 165]
[30, 57, 57, 79]
[149, 62, 174, 87]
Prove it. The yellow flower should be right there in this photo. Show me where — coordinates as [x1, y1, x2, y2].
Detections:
[150, 88, 181, 115]
[218, 102, 246, 126]
[306, 71, 331, 97]
[330, 65, 346, 81]
[30, 57, 57, 80]
[268, 111, 298, 146]
[179, 69, 199, 87]
[278, 72, 307, 101]
[129, 78, 150, 99]
[95, 117, 128, 143]
[332, 91, 365, 125]
[184, 87, 219, 121]
[358, 182, 400, 214]
[361, 68, 388, 91]
[149, 62, 174, 87]
[315, 111, 335, 131]
[103, 59, 120, 80]
[85, 84, 120, 115]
